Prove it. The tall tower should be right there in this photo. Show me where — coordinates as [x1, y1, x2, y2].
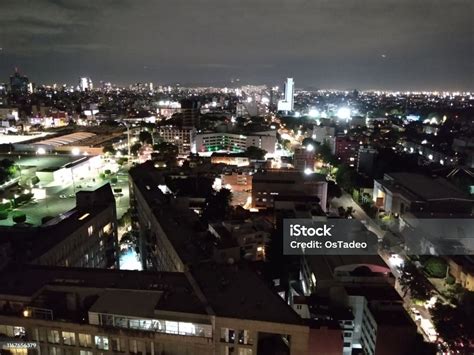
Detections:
[10, 68, 29, 94]
[180, 99, 200, 128]
[277, 78, 294, 112]
[80, 77, 93, 91]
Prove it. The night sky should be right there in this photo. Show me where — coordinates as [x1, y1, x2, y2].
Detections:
[1, 0, 473, 90]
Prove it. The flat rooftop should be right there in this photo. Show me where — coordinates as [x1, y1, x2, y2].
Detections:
[253, 169, 327, 183]
[0, 184, 115, 264]
[192, 263, 305, 325]
[0, 265, 208, 316]
[33, 132, 96, 147]
[305, 255, 391, 281]
[381, 172, 471, 201]
[0, 133, 50, 144]
[0, 154, 85, 171]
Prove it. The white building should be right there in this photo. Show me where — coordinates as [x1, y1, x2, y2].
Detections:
[195, 131, 277, 154]
[157, 126, 196, 155]
[277, 78, 295, 112]
[80, 77, 93, 91]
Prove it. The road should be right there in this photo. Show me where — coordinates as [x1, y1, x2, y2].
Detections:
[331, 191, 438, 343]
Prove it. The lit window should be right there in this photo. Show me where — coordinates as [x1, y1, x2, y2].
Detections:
[62, 331, 75, 346]
[47, 330, 60, 344]
[78, 333, 92, 347]
[102, 223, 112, 234]
[95, 335, 109, 350]
[238, 329, 252, 345]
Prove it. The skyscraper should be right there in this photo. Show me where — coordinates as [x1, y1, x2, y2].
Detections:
[80, 77, 93, 91]
[9, 68, 29, 94]
[277, 77, 294, 112]
[180, 99, 200, 128]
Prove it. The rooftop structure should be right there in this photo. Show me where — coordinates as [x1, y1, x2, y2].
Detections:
[374, 172, 473, 216]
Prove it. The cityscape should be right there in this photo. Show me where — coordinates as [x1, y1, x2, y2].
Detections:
[0, 1, 473, 355]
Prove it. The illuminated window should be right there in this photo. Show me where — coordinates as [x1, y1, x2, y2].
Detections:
[238, 349, 253, 355]
[165, 320, 178, 334]
[47, 330, 60, 344]
[78, 333, 92, 347]
[220, 328, 235, 343]
[238, 329, 252, 345]
[95, 335, 109, 350]
[62, 331, 75, 346]
[102, 223, 112, 234]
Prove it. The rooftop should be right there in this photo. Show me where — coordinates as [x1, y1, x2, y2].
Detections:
[380, 172, 471, 201]
[192, 263, 305, 325]
[253, 169, 327, 183]
[33, 132, 96, 147]
[0, 265, 208, 317]
[0, 184, 115, 264]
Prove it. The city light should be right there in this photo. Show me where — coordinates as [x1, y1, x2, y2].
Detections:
[308, 108, 319, 118]
[304, 168, 313, 175]
[336, 107, 351, 119]
[306, 144, 314, 152]
[72, 147, 80, 156]
[389, 254, 404, 268]
[36, 147, 46, 155]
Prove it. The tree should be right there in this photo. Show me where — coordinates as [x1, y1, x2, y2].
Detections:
[139, 130, 153, 144]
[202, 188, 232, 222]
[153, 142, 179, 165]
[103, 144, 116, 155]
[424, 257, 447, 278]
[317, 141, 337, 165]
[12, 213, 26, 224]
[431, 292, 474, 350]
[302, 137, 316, 147]
[335, 164, 357, 191]
[245, 146, 267, 160]
[0, 159, 17, 184]
[282, 139, 291, 150]
[130, 143, 142, 155]
[399, 262, 432, 301]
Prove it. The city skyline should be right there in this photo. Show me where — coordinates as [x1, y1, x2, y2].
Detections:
[0, 0, 473, 91]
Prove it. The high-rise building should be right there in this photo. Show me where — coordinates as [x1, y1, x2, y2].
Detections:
[277, 78, 295, 112]
[180, 99, 200, 128]
[80, 77, 93, 91]
[357, 146, 378, 175]
[9, 68, 29, 94]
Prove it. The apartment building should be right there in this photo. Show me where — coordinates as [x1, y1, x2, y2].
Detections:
[252, 170, 328, 211]
[0, 263, 309, 355]
[0, 184, 119, 270]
